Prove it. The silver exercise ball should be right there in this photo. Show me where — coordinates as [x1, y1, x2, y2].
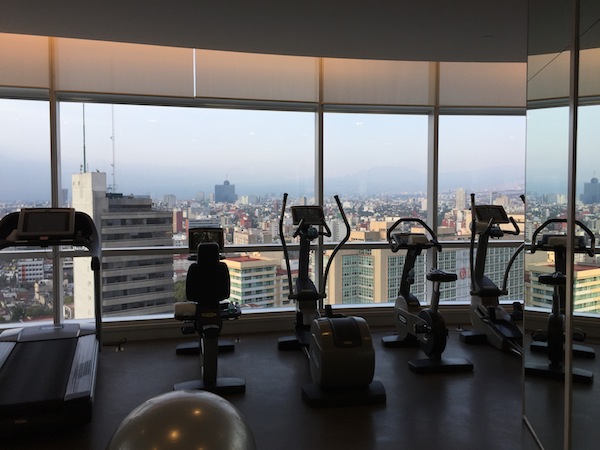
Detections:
[107, 390, 256, 450]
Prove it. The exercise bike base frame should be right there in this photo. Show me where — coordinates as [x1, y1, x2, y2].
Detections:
[459, 330, 489, 345]
[301, 380, 386, 408]
[525, 363, 593, 384]
[409, 357, 473, 374]
[530, 341, 596, 359]
[380, 334, 419, 348]
[175, 339, 236, 355]
[174, 378, 246, 395]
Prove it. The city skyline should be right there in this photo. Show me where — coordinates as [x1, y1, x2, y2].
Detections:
[2, 99, 526, 202]
[4, 99, 600, 202]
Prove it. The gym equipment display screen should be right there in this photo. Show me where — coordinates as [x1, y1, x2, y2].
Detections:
[474, 205, 509, 224]
[291, 206, 324, 225]
[188, 227, 224, 253]
[16, 208, 76, 238]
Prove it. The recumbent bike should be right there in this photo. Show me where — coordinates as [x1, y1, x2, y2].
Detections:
[173, 227, 245, 394]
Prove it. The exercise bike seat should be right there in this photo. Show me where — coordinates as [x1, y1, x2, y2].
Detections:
[186, 243, 230, 308]
[539, 272, 566, 286]
[427, 269, 457, 283]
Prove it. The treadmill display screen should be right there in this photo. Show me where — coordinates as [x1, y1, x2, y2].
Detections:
[474, 205, 509, 224]
[188, 227, 225, 253]
[291, 206, 324, 226]
[17, 208, 76, 238]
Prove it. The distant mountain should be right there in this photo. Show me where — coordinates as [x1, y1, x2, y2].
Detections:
[324, 164, 524, 196]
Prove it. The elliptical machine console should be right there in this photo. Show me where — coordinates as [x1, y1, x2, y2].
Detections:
[525, 218, 595, 383]
[381, 218, 473, 373]
[278, 193, 385, 407]
[459, 194, 524, 355]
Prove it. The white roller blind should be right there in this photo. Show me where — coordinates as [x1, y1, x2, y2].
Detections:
[195, 49, 319, 102]
[0, 33, 49, 88]
[440, 62, 526, 107]
[580, 47, 600, 98]
[527, 52, 571, 102]
[322, 58, 432, 105]
[55, 38, 194, 97]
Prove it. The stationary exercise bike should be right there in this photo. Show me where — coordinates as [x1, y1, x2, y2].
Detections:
[459, 194, 524, 355]
[381, 218, 473, 373]
[525, 218, 595, 383]
[173, 228, 245, 394]
[278, 193, 386, 407]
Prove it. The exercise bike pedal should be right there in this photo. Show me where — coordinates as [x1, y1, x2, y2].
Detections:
[414, 323, 431, 334]
[510, 302, 523, 322]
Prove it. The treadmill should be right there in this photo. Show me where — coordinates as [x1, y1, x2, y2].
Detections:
[0, 208, 102, 434]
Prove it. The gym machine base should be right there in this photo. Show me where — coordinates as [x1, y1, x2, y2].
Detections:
[0, 208, 102, 434]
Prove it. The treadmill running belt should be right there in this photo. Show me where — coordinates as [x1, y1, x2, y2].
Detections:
[0, 338, 78, 405]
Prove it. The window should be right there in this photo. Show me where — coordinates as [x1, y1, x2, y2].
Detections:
[0, 35, 530, 321]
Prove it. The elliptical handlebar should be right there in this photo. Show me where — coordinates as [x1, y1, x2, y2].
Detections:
[531, 218, 596, 257]
[279, 193, 294, 296]
[279, 193, 351, 300]
[386, 217, 442, 253]
[507, 217, 520, 236]
[321, 195, 351, 294]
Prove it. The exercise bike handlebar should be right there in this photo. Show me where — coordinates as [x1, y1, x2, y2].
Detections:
[531, 218, 596, 257]
[386, 217, 442, 253]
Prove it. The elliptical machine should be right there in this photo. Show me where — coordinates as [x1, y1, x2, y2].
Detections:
[173, 227, 245, 394]
[525, 218, 595, 383]
[459, 194, 524, 355]
[381, 218, 473, 373]
[278, 193, 385, 407]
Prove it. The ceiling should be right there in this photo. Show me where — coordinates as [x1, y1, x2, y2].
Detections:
[0, 0, 528, 62]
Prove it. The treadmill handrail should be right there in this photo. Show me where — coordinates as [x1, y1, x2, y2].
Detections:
[0, 210, 103, 344]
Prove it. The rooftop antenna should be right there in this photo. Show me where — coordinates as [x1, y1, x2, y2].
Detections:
[82, 103, 87, 173]
[110, 105, 117, 192]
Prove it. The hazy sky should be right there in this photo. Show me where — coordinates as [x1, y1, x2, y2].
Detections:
[0, 98, 550, 203]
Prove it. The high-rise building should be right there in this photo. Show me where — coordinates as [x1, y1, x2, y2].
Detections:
[582, 177, 600, 204]
[526, 257, 600, 313]
[16, 259, 44, 284]
[223, 255, 278, 307]
[215, 180, 236, 203]
[455, 188, 466, 211]
[72, 172, 174, 318]
[325, 245, 520, 306]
